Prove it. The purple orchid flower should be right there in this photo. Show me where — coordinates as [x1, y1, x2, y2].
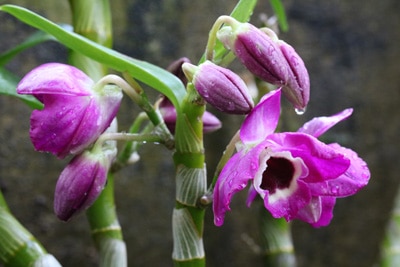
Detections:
[213, 89, 370, 227]
[17, 63, 123, 159]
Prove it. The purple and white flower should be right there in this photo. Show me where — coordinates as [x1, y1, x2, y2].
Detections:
[213, 89, 370, 227]
[17, 63, 122, 158]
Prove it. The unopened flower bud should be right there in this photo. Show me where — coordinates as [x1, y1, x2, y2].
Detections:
[278, 40, 310, 110]
[217, 18, 289, 86]
[167, 57, 191, 86]
[54, 140, 117, 221]
[183, 61, 254, 114]
[159, 96, 221, 133]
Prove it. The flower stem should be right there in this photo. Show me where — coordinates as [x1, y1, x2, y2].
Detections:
[86, 174, 126, 267]
[172, 84, 206, 266]
[379, 185, 400, 267]
[0, 190, 61, 267]
[99, 72, 175, 149]
[204, 15, 235, 62]
[259, 208, 297, 267]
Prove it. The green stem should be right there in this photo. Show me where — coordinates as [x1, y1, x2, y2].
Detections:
[86, 174, 126, 267]
[0, 191, 61, 267]
[68, 0, 126, 266]
[172, 84, 206, 266]
[68, 0, 112, 80]
[379, 185, 400, 267]
[112, 113, 150, 172]
[259, 208, 297, 267]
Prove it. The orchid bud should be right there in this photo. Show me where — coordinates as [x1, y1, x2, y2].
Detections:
[278, 40, 310, 110]
[159, 96, 221, 133]
[17, 63, 123, 158]
[182, 61, 254, 114]
[54, 137, 117, 221]
[217, 18, 289, 86]
[167, 57, 191, 86]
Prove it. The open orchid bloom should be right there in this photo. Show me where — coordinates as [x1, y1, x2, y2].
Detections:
[213, 89, 370, 227]
[17, 63, 122, 158]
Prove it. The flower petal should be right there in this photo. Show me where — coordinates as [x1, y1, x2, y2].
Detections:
[308, 143, 370, 197]
[240, 89, 281, 145]
[263, 179, 311, 221]
[295, 196, 336, 227]
[213, 146, 262, 226]
[298, 108, 353, 138]
[267, 132, 350, 183]
[29, 95, 93, 157]
[17, 63, 94, 97]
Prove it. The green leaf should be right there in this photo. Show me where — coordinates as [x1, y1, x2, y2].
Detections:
[0, 24, 72, 67]
[0, 67, 43, 109]
[0, 5, 186, 109]
[269, 0, 289, 32]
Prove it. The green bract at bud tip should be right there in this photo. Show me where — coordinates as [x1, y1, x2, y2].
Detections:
[182, 62, 198, 83]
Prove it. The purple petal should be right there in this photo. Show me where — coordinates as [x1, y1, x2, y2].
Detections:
[191, 61, 254, 114]
[295, 196, 336, 227]
[263, 179, 311, 221]
[29, 95, 94, 158]
[54, 152, 109, 221]
[298, 108, 353, 138]
[279, 40, 310, 110]
[225, 23, 289, 85]
[246, 185, 258, 207]
[267, 132, 350, 183]
[17, 63, 93, 98]
[240, 89, 281, 144]
[308, 143, 370, 197]
[213, 145, 263, 226]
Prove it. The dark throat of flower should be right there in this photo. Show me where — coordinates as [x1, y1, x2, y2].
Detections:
[260, 157, 295, 194]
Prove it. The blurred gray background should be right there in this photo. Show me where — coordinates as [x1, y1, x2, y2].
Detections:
[0, 0, 399, 266]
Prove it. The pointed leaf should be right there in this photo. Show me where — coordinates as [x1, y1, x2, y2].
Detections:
[0, 67, 43, 109]
[0, 24, 72, 67]
[0, 5, 186, 109]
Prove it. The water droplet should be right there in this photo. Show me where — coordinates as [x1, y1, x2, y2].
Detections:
[227, 101, 235, 111]
[295, 107, 306, 115]
[201, 88, 209, 98]
[330, 186, 339, 194]
[250, 162, 257, 170]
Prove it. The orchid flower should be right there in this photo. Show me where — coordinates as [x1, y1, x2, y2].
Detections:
[213, 89, 370, 227]
[17, 63, 123, 158]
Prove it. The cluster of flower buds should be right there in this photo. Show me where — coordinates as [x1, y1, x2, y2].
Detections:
[216, 16, 310, 111]
[184, 16, 310, 114]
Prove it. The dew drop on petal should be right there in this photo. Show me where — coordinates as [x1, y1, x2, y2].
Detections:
[295, 107, 306, 115]
[250, 162, 257, 171]
[227, 101, 235, 111]
[330, 185, 339, 195]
